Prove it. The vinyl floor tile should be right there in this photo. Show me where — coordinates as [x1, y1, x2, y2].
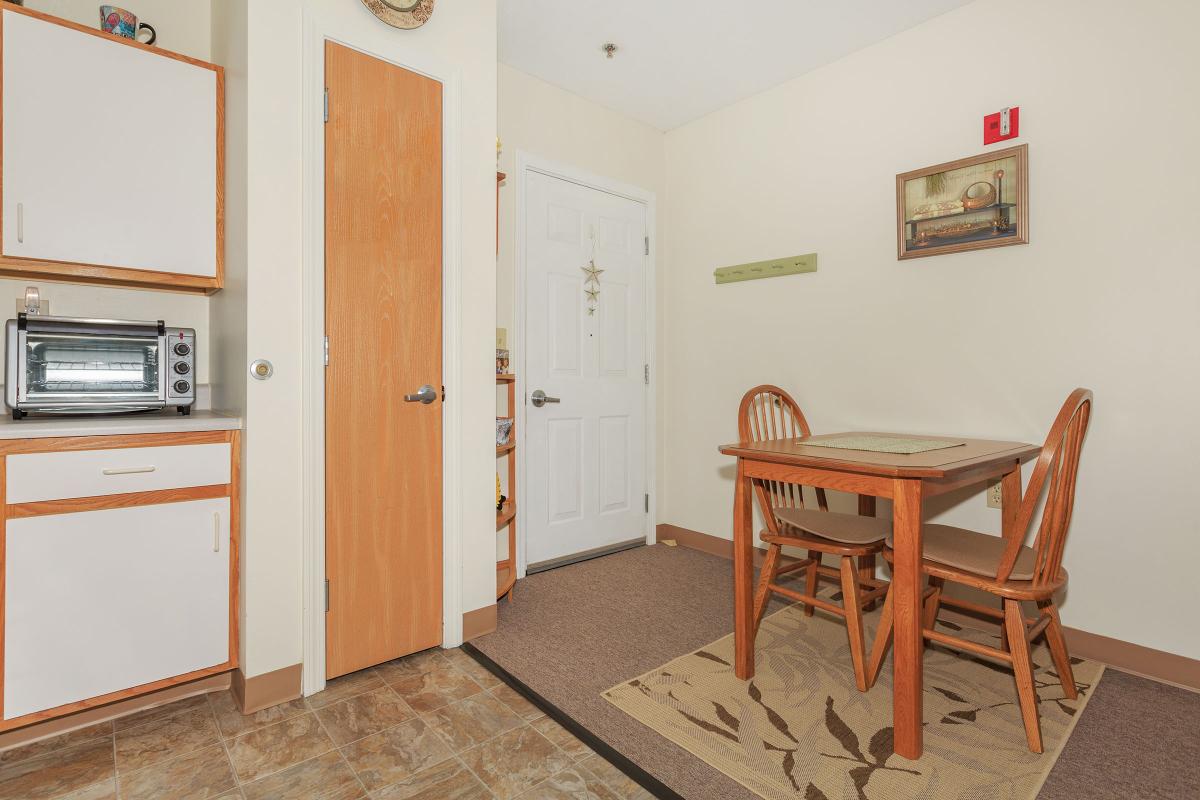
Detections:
[224, 713, 336, 784]
[338, 717, 453, 791]
[117, 744, 236, 800]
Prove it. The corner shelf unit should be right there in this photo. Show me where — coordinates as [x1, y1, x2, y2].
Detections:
[496, 372, 516, 601]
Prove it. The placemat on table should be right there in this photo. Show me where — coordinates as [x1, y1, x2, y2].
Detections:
[803, 435, 964, 454]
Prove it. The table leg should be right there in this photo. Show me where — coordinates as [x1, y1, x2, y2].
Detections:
[733, 458, 755, 680]
[891, 478, 924, 760]
[1001, 465, 1022, 540]
[857, 494, 877, 610]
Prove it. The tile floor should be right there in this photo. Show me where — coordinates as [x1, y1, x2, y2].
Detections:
[0, 648, 653, 800]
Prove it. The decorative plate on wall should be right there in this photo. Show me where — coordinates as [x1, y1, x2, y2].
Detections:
[360, 0, 434, 29]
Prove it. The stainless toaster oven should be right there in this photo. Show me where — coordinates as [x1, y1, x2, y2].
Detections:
[5, 315, 195, 419]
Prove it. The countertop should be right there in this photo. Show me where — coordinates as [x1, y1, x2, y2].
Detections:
[0, 410, 242, 440]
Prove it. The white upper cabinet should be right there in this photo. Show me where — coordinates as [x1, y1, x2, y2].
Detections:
[0, 7, 222, 292]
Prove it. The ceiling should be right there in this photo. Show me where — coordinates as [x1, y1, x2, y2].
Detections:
[499, 0, 975, 131]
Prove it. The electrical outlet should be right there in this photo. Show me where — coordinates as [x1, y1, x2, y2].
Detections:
[986, 480, 1003, 509]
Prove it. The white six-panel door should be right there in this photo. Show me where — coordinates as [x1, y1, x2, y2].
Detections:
[524, 171, 648, 567]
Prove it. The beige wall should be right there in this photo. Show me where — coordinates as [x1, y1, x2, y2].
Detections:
[661, 0, 1200, 660]
[495, 64, 667, 555]
[25, 0, 211, 59]
[7, 1, 214, 384]
[214, 0, 497, 678]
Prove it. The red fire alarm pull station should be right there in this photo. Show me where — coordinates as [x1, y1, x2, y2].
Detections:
[984, 107, 1019, 144]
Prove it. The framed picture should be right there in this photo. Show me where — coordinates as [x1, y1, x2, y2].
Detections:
[897, 143, 1028, 260]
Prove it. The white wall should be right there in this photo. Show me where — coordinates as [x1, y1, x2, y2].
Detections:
[496, 65, 667, 555]
[5, 2, 215, 383]
[661, 0, 1200, 659]
[218, 0, 497, 679]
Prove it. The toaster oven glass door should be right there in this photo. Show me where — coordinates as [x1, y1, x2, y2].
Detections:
[22, 332, 163, 406]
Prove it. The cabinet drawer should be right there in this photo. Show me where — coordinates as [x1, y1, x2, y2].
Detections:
[6, 443, 231, 504]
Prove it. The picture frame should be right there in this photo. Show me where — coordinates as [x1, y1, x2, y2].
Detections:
[896, 143, 1028, 260]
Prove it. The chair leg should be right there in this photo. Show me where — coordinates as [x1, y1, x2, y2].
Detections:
[839, 556, 868, 692]
[1039, 600, 1078, 700]
[751, 544, 782, 636]
[923, 576, 944, 630]
[1004, 598, 1044, 753]
[803, 549, 820, 617]
[859, 554, 878, 611]
[998, 598, 1009, 652]
[866, 587, 894, 689]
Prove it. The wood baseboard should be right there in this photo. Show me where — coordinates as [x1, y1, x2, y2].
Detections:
[463, 604, 498, 641]
[659, 522, 1200, 692]
[657, 523, 788, 566]
[232, 663, 302, 715]
[0, 671, 231, 752]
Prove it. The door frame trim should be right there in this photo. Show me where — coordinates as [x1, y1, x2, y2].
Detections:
[299, 9, 464, 697]
[513, 152, 658, 578]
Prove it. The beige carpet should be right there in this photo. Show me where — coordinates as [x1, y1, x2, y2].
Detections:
[604, 602, 1103, 800]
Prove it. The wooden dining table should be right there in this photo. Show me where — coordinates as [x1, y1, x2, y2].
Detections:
[719, 431, 1040, 760]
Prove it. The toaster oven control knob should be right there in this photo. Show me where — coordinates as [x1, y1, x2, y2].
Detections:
[173, 361, 191, 375]
[173, 342, 192, 357]
[174, 380, 191, 394]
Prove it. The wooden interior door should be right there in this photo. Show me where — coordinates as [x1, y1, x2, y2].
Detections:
[324, 42, 442, 679]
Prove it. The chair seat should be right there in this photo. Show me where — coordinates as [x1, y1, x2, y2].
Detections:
[885, 523, 1037, 581]
[773, 507, 890, 545]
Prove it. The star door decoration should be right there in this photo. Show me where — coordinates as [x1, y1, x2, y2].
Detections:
[582, 260, 604, 316]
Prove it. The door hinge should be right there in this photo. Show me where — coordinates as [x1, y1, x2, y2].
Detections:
[323, 88, 329, 123]
[323, 335, 329, 366]
[644, 363, 649, 385]
[645, 493, 650, 513]
[644, 236, 650, 256]
[324, 579, 330, 612]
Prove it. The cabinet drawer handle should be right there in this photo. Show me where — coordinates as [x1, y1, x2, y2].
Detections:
[213, 511, 220, 553]
[16, 203, 24, 244]
[101, 465, 157, 476]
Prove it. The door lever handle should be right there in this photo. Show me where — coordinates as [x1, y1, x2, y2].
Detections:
[404, 384, 437, 404]
[530, 389, 560, 408]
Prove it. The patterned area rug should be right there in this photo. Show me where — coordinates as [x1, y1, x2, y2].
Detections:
[604, 602, 1103, 800]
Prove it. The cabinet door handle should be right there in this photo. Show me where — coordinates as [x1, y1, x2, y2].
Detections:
[213, 511, 221, 553]
[16, 203, 24, 244]
[101, 465, 156, 476]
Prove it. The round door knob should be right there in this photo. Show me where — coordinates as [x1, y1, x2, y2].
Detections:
[250, 359, 274, 380]
[173, 362, 191, 375]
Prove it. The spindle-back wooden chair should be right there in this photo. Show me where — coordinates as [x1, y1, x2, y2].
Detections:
[739, 385, 891, 691]
[866, 388, 1093, 752]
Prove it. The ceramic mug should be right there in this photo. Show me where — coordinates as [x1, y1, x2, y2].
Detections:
[99, 5, 156, 45]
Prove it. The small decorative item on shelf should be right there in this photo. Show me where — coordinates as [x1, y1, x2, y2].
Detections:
[496, 417, 513, 447]
[496, 473, 503, 510]
[496, 348, 510, 374]
[99, 5, 156, 45]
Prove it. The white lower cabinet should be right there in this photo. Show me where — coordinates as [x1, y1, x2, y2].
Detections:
[3, 498, 230, 720]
